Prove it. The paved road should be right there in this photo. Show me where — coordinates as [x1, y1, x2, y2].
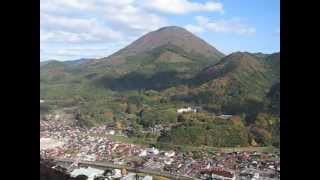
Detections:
[54, 158, 195, 180]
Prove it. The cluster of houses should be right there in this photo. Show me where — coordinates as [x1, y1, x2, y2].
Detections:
[41, 117, 279, 180]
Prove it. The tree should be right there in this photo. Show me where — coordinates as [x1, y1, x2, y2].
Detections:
[230, 115, 245, 127]
[138, 109, 144, 119]
[104, 111, 114, 121]
[177, 114, 186, 122]
[255, 113, 270, 129]
[115, 121, 123, 131]
[128, 95, 143, 108]
[250, 126, 272, 146]
[125, 103, 133, 114]
[130, 122, 143, 137]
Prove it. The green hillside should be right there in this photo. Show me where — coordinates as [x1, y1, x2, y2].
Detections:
[166, 52, 279, 116]
[40, 26, 280, 147]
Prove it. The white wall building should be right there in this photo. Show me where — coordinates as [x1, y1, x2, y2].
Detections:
[217, 115, 233, 119]
[70, 167, 103, 180]
[177, 107, 197, 114]
[147, 147, 159, 155]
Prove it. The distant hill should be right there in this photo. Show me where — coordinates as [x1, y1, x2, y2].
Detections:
[41, 26, 225, 91]
[64, 58, 92, 67]
[40, 60, 60, 67]
[166, 52, 279, 115]
[251, 52, 270, 59]
[41, 58, 91, 67]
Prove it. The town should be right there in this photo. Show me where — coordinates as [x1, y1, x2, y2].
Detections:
[40, 115, 280, 180]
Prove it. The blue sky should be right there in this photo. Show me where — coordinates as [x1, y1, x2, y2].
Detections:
[40, 0, 279, 61]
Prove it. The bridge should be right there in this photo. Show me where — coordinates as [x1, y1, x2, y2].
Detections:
[54, 158, 195, 180]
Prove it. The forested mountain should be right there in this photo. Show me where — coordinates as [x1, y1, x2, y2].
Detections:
[40, 26, 280, 147]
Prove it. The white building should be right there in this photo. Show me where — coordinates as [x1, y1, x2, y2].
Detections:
[106, 130, 115, 135]
[146, 147, 159, 155]
[177, 107, 197, 114]
[54, 114, 60, 120]
[164, 151, 175, 157]
[143, 176, 153, 180]
[139, 150, 147, 157]
[217, 115, 233, 119]
[164, 158, 174, 165]
[70, 167, 104, 180]
[211, 173, 235, 180]
[253, 172, 260, 179]
[109, 169, 122, 179]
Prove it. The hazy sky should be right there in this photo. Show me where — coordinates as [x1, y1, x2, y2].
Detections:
[40, 0, 280, 61]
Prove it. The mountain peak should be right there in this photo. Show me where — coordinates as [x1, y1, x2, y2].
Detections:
[155, 26, 188, 32]
[217, 52, 255, 63]
[113, 26, 224, 60]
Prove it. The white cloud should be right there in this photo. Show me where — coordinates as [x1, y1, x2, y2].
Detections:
[40, 11, 124, 44]
[41, 0, 170, 60]
[186, 16, 256, 35]
[41, 0, 168, 34]
[102, 4, 168, 32]
[184, 24, 204, 33]
[40, 0, 226, 61]
[141, 0, 223, 14]
[55, 48, 111, 57]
